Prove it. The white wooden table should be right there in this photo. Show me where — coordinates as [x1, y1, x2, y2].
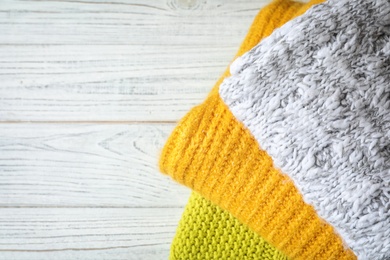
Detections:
[0, 0, 272, 259]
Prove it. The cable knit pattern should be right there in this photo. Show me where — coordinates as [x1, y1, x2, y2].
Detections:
[220, 0, 390, 259]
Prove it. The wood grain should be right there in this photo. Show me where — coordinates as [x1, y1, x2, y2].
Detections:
[0, 45, 226, 122]
[0, 0, 278, 258]
[0, 208, 183, 260]
[0, 0, 270, 122]
[0, 123, 190, 207]
[0, 0, 266, 45]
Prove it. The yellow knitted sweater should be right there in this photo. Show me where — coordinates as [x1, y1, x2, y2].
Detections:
[160, 0, 357, 259]
[171, 193, 288, 260]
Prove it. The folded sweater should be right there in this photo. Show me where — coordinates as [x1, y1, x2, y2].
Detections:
[169, 1, 321, 259]
[161, 0, 390, 259]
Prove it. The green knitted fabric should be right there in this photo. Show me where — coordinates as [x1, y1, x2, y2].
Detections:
[170, 193, 288, 260]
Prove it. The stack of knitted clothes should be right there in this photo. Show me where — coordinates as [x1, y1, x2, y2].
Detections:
[159, 0, 390, 259]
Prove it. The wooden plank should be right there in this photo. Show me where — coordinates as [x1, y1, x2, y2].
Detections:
[0, 0, 272, 122]
[0, 123, 190, 207]
[0, 45, 228, 121]
[0, 0, 267, 46]
[0, 208, 183, 260]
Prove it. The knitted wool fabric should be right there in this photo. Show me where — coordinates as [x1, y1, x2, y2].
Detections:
[219, 0, 390, 258]
[160, 0, 390, 259]
[169, 1, 321, 259]
[170, 193, 288, 260]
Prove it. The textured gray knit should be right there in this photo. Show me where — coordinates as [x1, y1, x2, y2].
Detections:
[220, 0, 390, 259]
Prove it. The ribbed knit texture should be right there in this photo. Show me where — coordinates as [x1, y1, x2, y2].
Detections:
[159, 0, 358, 259]
[171, 193, 288, 260]
[220, 0, 390, 258]
[169, 1, 315, 259]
